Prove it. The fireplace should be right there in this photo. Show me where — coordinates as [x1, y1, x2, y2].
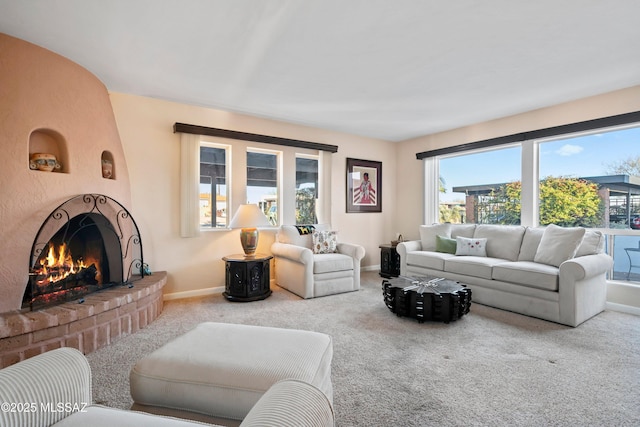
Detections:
[23, 194, 145, 310]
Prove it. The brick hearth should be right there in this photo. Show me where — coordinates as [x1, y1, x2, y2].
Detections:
[0, 271, 166, 368]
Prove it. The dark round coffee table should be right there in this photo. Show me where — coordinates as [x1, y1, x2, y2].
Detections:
[382, 276, 472, 323]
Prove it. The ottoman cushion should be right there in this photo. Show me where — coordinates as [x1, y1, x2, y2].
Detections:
[130, 322, 333, 421]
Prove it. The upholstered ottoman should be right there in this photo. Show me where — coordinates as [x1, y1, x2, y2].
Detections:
[130, 322, 333, 422]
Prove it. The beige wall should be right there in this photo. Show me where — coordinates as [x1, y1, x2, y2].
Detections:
[110, 93, 396, 296]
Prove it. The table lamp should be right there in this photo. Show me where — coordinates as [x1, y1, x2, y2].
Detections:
[229, 204, 271, 257]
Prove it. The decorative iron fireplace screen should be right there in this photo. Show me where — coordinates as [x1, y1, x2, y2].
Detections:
[24, 194, 145, 310]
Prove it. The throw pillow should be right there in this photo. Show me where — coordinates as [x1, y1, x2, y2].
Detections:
[473, 224, 525, 261]
[312, 230, 338, 254]
[575, 230, 604, 257]
[295, 225, 315, 235]
[419, 223, 451, 251]
[450, 224, 476, 239]
[455, 236, 487, 257]
[435, 235, 457, 254]
[533, 224, 586, 267]
[517, 227, 545, 261]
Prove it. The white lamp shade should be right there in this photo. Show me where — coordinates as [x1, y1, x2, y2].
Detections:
[229, 204, 271, 229]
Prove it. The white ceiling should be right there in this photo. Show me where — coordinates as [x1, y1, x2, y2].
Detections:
[2, 0, 640, 142]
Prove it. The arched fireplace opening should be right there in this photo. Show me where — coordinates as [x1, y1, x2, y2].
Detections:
[23, 194, 145, 310]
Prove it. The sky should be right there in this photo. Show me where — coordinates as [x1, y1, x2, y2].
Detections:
[439, 125, 640, 202]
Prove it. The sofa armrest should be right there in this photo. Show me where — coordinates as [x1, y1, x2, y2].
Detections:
[560, 253, 613, 281]
[396, 241, 422, 276]
[0, 348, 92, 427]
[241, 379, 334, 427]
[558, 253, 613, 327]
[337, 242, 365, 261]
[396, 240, 422, 256]
[271, 242, 313, 265]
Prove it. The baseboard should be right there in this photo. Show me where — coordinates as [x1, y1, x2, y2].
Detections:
[163, 286, 224, 301]
[606, 302, 640, 316]
[163, 279, 278, 301]
[362, 264, 380, 272]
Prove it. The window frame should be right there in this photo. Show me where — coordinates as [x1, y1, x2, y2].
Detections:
[426, 121, 640, 287]
[198, 140, 231, 230]
[181, 133, 324, 235]
[246, 147, 282, 226]
[295, 153, 320, 225]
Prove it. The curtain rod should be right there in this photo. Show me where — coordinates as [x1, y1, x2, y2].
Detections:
[416, 110, 640, 159]
[174, 122, 338, 153]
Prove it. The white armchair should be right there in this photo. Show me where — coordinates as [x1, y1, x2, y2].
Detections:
[271, 224, 365, 299]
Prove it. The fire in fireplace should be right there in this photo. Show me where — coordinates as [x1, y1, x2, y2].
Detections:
[34, 242, 102, 287]
[23, 194, 145, 310]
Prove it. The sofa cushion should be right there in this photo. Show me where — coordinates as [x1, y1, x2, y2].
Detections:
[455, 236, 487, 257]
[419, 223, 451, 251]
[444, 256, 506, 280]
[534, 224, 586, 267]
[474, 224, 525, 261]
[406, 251, 455, 271]
[518, 227, 545, 261]
[313, 253, 354, 274]
[278, 224, 329, 249]
[435, 235, 457, 254]
[576, 230, 605, 257]
[492, 261, 559, 291]
[450, 224, 476, 238]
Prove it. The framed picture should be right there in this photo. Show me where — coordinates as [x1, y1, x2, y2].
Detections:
[346, 158, 382, 213]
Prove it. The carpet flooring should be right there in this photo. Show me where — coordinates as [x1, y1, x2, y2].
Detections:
[87, 271, 640, 426]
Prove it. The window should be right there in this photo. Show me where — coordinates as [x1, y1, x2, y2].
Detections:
[439, 145, 521, 224]
[295, 156, 318, 225]
[538, 126, 640, 229]
[247, 150, 280, 225]
[429, 122, 640, 285]
[181, 127, 328, 236]
[199, 143, 229, 228]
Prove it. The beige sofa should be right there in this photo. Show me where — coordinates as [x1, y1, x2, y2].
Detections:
[0, 347, 334, 427]
[397, 224, 613, 327]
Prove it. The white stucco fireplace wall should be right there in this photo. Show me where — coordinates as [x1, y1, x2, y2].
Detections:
[0, 33, 169, 368]
[0, 32, 132, 314]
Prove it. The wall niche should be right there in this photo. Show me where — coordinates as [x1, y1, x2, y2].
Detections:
[28, 129, 69, 173]
[101, 150, 115, 179]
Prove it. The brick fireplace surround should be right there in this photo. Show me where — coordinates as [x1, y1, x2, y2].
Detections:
[0, 273, 166, 368]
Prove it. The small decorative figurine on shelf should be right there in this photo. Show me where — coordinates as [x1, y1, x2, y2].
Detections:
[30, 153, 61, 172]
[102, 159, 113, 179]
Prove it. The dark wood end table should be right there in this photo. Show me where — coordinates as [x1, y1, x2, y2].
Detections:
[222, 253, 273, 302]
[379, 244, 401, 278]
[382, 276, 472, 323]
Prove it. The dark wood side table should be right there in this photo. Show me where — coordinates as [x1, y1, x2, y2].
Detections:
[379, 244, 401, 278]
[222, 253, 273, 302]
